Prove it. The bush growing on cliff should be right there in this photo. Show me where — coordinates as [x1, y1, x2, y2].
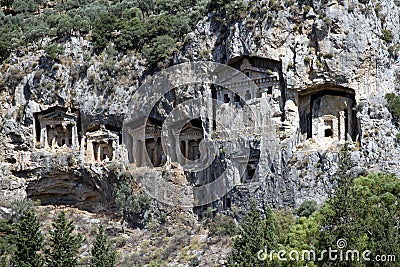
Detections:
[92, 12, 117, 53]
[208, 214, 236, 237]
[0, 0, 13, 8]
[383, 29, 394, 42]
[385, 93, 400, 124]
[0, 25, 21, 62]
[114, 180, 151, 228]
[44, 43, 64, 60]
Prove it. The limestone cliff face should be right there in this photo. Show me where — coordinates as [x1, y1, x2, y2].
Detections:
[1, 0, 400, 212]
[177, 0, 400, 210]
[182, 0, 400, 91]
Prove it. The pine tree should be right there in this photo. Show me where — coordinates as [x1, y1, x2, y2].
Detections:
[0, 217, 14, 263]
[227, 201, 277, 267]
[90, 225, 116, 267]
[46, 211, 83, 267]
[318, 145, 357, 266]
[318, 172, 400, 267]
[11, 208, 44, 267]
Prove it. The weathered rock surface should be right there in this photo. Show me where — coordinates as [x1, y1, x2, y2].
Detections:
[1, 0, 400, 215]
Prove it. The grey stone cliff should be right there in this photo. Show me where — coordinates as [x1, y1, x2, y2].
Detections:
[1, 0, 400, 215]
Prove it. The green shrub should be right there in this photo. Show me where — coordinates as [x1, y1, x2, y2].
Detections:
[303, 5, 311, 14]
[0, 25, 21, 62]
[114, 180, 151, 228]
[208, 214, 236, 237]
[114, 17, 145, 51]
[226, 0, 247, 22]
[323, 17, 332, 26]
[44, 43, 64, 60]
[92, 12, 117, 52]
[0, 0, 14, 8]
[296, 199, 318, 217]
[13, 0, 38, 14]
[142, 35, 177, 66]
[385, 93, 400, 123]
[383, 29, 394, 42]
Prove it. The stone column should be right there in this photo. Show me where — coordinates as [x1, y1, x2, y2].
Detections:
[185, 140, 189, 161]
[97, 143, 101, 162]
[339, 111, 345, 141]
[135, 140, 142, 167]
[347, 109, 352, 140]
[86, 139, 94, 162]
[80, 136, 86, 161]
[153, 141, 158, 166]
[318, 118, 323, 139]
[41, 126, 47, 149]
[71, 123, 78, 149]
[131, 138, 138, 166]
[143, 139, 150, 167]
[112, 139, 118, 161]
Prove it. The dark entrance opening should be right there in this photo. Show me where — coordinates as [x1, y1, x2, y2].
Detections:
[224, 94, 230, 103]
[324, 129, 333, 137]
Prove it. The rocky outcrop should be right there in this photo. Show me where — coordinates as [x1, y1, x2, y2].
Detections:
[176, 0, 400, 210]
[2, 0, 400, 214]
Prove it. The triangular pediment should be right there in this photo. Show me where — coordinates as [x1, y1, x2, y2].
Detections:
[42, 110, 76, 120]
[180, 123, 203, 135]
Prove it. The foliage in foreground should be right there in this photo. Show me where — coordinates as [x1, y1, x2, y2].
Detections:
[46, 211, 84, 267]
[0, 204, 116, 267]
[91, 225, 116, 267]
[226, 147, 400, 266]
[227, 201, 277, 266]
[11, 207, 44, 267]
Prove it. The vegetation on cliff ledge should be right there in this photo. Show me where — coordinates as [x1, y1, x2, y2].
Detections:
[0, 0, 252, 68]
